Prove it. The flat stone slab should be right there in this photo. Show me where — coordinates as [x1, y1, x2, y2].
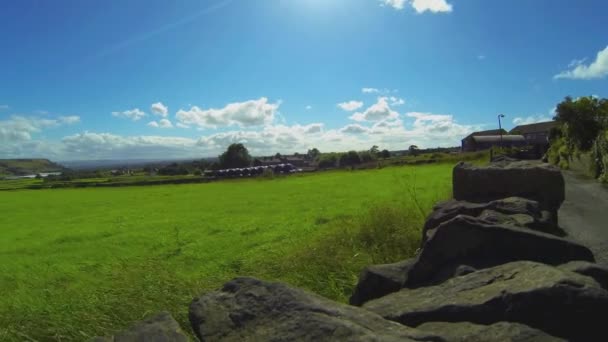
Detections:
[407, 215, 594, 288]
[349, 258, 414, 306]
[189, 277, 442, 342]
[416, 321, 565, 342]
[364, 261, 608, 341]
[452, 161, 565, 211]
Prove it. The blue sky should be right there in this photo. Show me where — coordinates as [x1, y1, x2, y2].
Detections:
[1, 0, 607, 160]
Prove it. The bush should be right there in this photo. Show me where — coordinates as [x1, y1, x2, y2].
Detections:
[254, 200, 425, 302]
[592, 131, 608, 183]
[547, 137, 571, 169]
[317, 154, 338, 169]
[358, 151, 376, 163]
[339, 151, 361, 167]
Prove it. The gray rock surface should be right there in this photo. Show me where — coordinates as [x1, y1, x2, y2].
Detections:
[364, 261, 608, 342]
[407, 215, 594, 287]
[452, 161, 565, 211]
[189, 277, 442, 342]
[91, 312, 188, 342]
[559, 260, 608, 290]
[422, 197, 564, 245]
[349, 259, 414, 306]
[416, 321, 564, 342]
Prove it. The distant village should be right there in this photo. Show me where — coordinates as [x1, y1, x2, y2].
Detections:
[461, 121, 556, 156]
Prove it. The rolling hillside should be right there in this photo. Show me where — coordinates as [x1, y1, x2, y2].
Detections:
[0, 159, 66, 176]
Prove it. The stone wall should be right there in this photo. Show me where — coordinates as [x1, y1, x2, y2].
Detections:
[96, 160, 608, 342]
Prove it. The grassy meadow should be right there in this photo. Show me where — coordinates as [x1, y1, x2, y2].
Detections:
[0, 162, 457, 341]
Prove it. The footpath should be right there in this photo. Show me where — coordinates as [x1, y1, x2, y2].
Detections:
[559, 170, 608, 264]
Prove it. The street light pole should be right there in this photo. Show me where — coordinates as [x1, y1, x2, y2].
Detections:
[498, 114, 505, 149]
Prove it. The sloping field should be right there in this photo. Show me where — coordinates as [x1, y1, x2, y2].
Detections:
[0, 163, 453, 341]
[0, 159, 64, 176]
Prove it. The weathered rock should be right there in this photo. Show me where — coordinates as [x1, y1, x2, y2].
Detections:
[452, 264, 477, 277]
[364, 261, 608, 342]
[559, 261, 608, 290]
[478, 209, 535, 226]
[408, 215, 593, 288]
[422, 197, 564, 245]
[91, 312, 188, 342]
[349, 259, 414, 306]
[416, 321, 565, 342]
[490, 155, 519, 163]
[452, 161, 565, 211]
[189, 277, 443, 342]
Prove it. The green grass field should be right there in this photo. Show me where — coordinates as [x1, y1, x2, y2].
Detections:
[0, 163, 455, 341]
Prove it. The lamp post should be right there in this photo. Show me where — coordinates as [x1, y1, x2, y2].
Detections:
[498, 114, 505, 148]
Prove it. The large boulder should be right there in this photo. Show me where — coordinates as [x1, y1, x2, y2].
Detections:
[91, 312, 188, 342]
[407, 215, 593, 288]
[349, 259, 414, 306]
[416, 321, 564, 342]
[422, 197, 564, 244]
[363, 261, 608, 342]
[189, 277, 442, 342]
[558, 261, 608, 290]
[452, 161, 565, 211]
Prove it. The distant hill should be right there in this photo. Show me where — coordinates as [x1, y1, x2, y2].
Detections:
[0, 159, 66, 176]
[60, 157, 219, 170]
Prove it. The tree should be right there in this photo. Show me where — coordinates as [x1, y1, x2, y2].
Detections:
[275, 153, 282, 160]
[339, 151, 362, 167]
[317, 154, 337, 169]
[409, 145, 420, 157]
[219, 143, 252, 168]
[370, 145, 379, 155]
[380, 149, 391, 159]
[307, 148, 321, 161]
[359, 150, 376, 163]
[554, 96, 605, 151]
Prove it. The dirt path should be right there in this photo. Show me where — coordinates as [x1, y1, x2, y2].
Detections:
[559, 170, 608, 264]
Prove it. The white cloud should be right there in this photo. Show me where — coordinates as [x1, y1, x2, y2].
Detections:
[176, 97, 279, 128]
[3, 111, 481, 160]
[411, 0, 452, 13]
[388, 96, 405, 106]
[512, 115, 553, 126]
[58, 116, 81, 125]
[112, 108, 146, 121]
[381, 0, 407, 9]
[337, 100, 364, 112]
[61, 132, 198, 160]
[151, 102, 169, 117]
[302, 123, 324, 134]
[305, 105, 312, 110]
[554, 46, 608, 80]
[0, 115, 79, 145]
[340, 124, 370, 134]
[362, 87, 380, 94]
[380, 0, 453, 13]
[176, 122, 190, 129]
[147, 119, 173, 128]
[158, 119, 173, 128]
[350, 97, 399, 122]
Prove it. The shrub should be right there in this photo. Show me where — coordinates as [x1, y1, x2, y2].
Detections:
[592, 130, 608, 182]
[358, 151, 376, 163]
[318, 154, 338, 169]
[339, 151, 362, 167]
